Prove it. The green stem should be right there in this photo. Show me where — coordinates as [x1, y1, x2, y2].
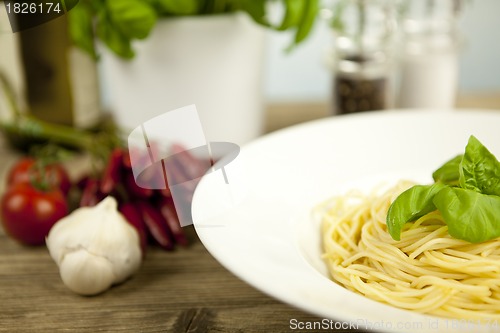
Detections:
[1, 69, 94, 151]
[1, 116, 94, 150]
[0, 72, 22, 117]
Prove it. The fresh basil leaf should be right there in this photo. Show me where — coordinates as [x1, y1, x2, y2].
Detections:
[62, 0, 80, 12]
[386, 183, 447, 241]
[152, 0, 200, 15]
[433, 186, 500, 243]
[107, 0, 157, 40]
[432, 154, 463, 185]
[293, 0, 319, 45]
[67, 1, 96, 58]
[89, 0, 106, 12]
[277, 0, 305, 31]
[96, 11, 134, 59]
[240, 0, 271, 27]
[459, 135, 500, 196]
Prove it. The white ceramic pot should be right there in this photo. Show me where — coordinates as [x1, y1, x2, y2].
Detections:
[99, 13, 266, 145]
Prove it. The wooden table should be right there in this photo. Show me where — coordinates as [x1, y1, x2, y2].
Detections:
[264, 93, 500, 133]
[0, 228, 327, 333]
[2, 97, 500, 332]
[0, 131, 345, 333]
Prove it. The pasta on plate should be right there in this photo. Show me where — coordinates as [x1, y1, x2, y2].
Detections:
[319, 181, 500, 320]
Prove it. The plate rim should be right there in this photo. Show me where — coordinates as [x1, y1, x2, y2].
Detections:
[192, 109, 500, 333]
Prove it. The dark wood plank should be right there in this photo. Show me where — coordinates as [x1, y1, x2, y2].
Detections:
[0, 227, 336, 333]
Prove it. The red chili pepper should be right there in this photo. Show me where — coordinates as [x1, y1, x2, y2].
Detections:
[158, 186, 172, 198]
[163, 145, 213, 207]
[101, 148, 124, 194]
[151, 159, 170, 198]
[123, 172, 154, 199]
[123, 145, 154, 175]
[122, 147, 138, 169]
[158, 197, 188, 247]
[119, 202, 148, 256]
[165, 156, 202, 197]
[138, 162, 167, 190]
[80, 178, 105, 207]
[170, 143, 210, 181]
[136, 201, 174, 251]
[75, 174, 90, 191]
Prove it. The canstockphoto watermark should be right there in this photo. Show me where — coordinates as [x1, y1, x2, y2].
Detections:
[289, 318, 424, 331]
[128, 105, 240, 227]
[290, 318, 500, 332]
[289, 319, 359, 331]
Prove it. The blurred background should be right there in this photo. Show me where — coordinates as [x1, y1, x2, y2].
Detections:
[1, 0, 500, 148]
[264, 0, 500, 131]
[266, 0, 500, 102]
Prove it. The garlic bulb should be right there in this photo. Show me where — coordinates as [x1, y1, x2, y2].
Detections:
[46, 197, 142, 295]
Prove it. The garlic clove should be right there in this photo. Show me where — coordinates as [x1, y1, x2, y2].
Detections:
[47, 197, 142, 295]
[59, 249, 114, 296]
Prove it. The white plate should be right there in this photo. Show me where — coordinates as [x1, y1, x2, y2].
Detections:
[192, 110, 500, 333]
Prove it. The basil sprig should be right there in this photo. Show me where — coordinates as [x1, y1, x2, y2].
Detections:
[386, 183, 447, 241]
[432, 154, 462, 185]
[387, 135, 500, 243]
[69, 0, 320, 59]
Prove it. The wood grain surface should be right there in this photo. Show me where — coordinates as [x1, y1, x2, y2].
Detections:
[0, 134, 355, 333]
[2, 98, 499, 332]
[0, 228, 336, 333]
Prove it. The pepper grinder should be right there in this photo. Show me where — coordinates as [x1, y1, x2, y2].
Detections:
[328, 0, 397, 115]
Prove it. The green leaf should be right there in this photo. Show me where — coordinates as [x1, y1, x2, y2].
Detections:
[62, 0, 80, 12]
[432, 154, 463, 185]
[293, 0, 319, 45]
[67, 1, 96, 58]
[240, 0, 270, 27]
[277, 0, 305, 31]
[107, 0, 157, 40]
[195, 0, 236, 14]
[433, 187, 500, 243]
[96, 11, 134, 59]
[459, 135, 500, 196]
[152, 0, 200, 15]
[386, 183, 447, 241]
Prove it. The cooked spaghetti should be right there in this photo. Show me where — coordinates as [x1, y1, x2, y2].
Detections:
[319, 181, 500, 320]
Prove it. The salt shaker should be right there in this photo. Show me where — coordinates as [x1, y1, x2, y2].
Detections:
[396, 0, 463, 109]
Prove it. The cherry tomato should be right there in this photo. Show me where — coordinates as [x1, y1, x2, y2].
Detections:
[1, 183, 68, 246]
[6, 158, 71, 195]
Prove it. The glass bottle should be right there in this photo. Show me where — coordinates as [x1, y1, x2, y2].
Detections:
[396, 0, 463, 109]
[328, 0, 397, 115]
[0, 8, 101, 129]
[19, 14, 102, 128]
